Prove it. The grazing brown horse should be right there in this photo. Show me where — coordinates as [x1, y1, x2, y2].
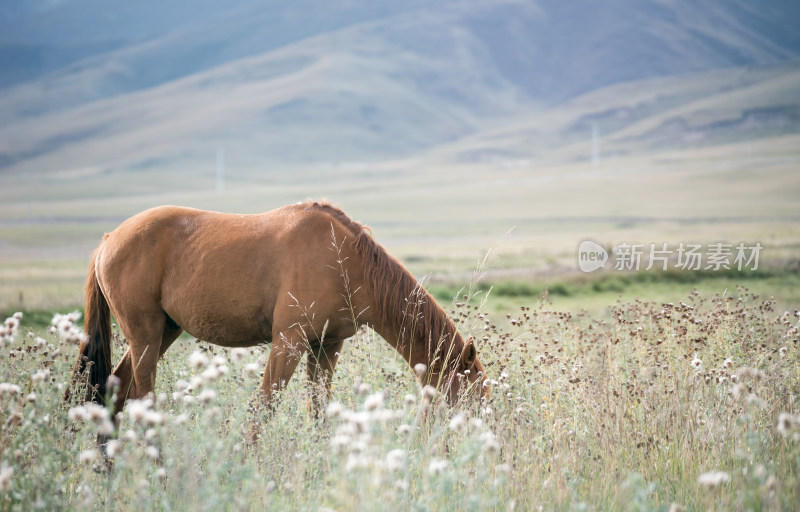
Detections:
[73, 200, 488, 421]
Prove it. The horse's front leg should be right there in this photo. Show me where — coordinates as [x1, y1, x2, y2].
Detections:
[248, 330, 308, 443]
[306, 338, 345, 419]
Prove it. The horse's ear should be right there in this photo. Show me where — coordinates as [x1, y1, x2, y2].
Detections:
[461, 336, 477, 370]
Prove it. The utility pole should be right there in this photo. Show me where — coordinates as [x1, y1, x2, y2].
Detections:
[592, 123, 600, 167]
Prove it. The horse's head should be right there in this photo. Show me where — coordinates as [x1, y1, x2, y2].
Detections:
[441, 336, 490, 405]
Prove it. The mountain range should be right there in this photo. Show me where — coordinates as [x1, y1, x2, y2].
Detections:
[1, 0, 798, 179]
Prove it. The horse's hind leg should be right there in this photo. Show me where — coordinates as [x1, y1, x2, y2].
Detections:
[110, 317, 182, 415]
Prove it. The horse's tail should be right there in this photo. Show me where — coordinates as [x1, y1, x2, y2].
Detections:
[73, 243, 113, 403]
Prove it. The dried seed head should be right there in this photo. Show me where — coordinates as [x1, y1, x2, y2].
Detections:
[79, 449, 98, 465]
[325, 402, 345, 419]
[364, 392, 384, 411]
[449, 412, 466, 433]
[420, 385, 436, 404]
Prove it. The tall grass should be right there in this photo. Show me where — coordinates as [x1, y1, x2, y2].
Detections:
[1, 284, 798, 510]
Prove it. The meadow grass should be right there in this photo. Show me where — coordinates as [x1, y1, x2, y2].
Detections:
[1, 283, 798, 511]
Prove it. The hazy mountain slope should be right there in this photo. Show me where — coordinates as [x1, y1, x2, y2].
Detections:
[426, 62, 800, 166]
[0, 0, 798, 175]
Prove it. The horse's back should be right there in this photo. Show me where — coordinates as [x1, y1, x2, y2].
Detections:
[93, 203, 363, 346]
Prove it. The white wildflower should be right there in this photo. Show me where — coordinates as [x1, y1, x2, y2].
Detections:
[480, 430, 500, 453]
[345, 453, 370, 472]
[747, 393, 767, 410]
[244, 363, 260, 376]
[0, 383, 21, 397]
[126, 399, 153, 424]
[85, 403, 109, 424]
[199, 389, 216, 404]
[428, 458, 448, 475]
[79, 449, 98, 465]
[189, 375, 203, 391]
[105, 440, 121, 458]
[145, 446, 159, 459]
[403, 393, 416, 406]
[690, 353, 702, 370]
[201, 366, 220, 383]
[421, 385, 436, 404]
[325, 401, 345, 418]
[97, 419, 114, 436]
[698, 471, 729, 489]
[144, 410, 165, 426]
[344, 411, 370, 432]
[777, 413, 800, 436]
[448, 412, 466, 433]
[0, 466, 12, 493]
[4, 317, 19, 331]
[737, 367, 764, 380]
[32, 369, 50, 382]
[386, 449, 406, 473]
[188, 351, 208, 369]
[68, 406, 89, 423]
[330, 434, 350, 454]
[364, 392, 384, 411]
[414, 363, 427, 380]
[51, 311, 85, 344]
[231, 348, 248, 362]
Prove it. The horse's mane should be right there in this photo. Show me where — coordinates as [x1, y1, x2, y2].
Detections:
[305, 200, 464, 370]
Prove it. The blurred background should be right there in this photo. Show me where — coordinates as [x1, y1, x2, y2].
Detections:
[1, 0, 799, 316]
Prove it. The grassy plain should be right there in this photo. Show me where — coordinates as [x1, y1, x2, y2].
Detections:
[1, 283, 799, 510]
[3, 129, 799, 317]
[1, 61, 800, 510]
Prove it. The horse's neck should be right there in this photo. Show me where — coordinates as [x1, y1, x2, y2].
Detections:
[367, 292, 457, 373]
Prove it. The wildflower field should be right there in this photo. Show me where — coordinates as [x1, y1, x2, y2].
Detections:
[1, 284, 799, 511]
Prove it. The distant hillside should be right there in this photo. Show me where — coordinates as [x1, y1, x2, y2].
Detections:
[0, 0, 798, 176]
